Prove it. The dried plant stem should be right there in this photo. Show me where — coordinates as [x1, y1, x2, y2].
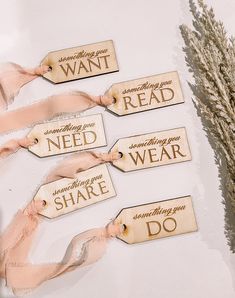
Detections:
[180, 0, 235, 251]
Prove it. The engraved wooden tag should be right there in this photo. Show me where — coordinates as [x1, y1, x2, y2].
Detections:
[115, 196, 197, 244]
[27, 114, 107, 157]
[34, 164, 116, 218]
[41, 40, 119, 83]
[106, 71, 184, 116]
[110, 127, 191, 172]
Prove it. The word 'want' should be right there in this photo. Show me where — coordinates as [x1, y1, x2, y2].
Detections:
[59, 55, 110, 77]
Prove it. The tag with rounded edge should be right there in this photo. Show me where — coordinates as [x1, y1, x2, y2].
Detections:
[115, 195, 197, 244]
[34, 164, 116, 218]
[27, 114, 107, 157]
[106, 71, 184, 116]
[41, 40, 119, 83]
[110, 127, 191, 172]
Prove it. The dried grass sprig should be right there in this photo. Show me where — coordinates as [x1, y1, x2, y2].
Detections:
[180, 0, 235, 251]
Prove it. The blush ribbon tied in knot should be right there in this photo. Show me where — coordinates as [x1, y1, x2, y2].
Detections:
[0, 90, 115, 158]
[46, 151, 121, 183]
[0, 151, 123, 295]
[0, 63, 50, 110]
[0, 91, 114, 135]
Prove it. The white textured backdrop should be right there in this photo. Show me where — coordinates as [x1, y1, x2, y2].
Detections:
[0, 0, 235, 297]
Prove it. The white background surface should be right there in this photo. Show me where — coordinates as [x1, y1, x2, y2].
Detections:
[0, 0, 235, 297]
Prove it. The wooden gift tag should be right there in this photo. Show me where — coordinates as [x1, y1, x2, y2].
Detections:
[116, 196, 197, 244]
[27, 114, 107, 157]
[41, 40, 119, 83]
[110, 127, 191, 172]
[34, 164, 116, 218]
[106, 71, 184, 116]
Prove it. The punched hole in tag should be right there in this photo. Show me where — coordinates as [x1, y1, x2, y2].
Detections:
[118, 152, 123, 158]
[120, 223, 128, 236]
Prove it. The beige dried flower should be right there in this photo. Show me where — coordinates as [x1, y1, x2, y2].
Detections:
[180, 0, 235, 252]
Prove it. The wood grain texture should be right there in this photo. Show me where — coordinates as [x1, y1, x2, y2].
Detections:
[106, 71, 184, 116]
[34, 164, 116, 218]
[110, 127, 191, 172]
[41, 40, 119, 83]
[27, 114, 107, 157]
[116, 196, 197, 244]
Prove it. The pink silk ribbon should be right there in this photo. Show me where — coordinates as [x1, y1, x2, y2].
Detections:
[0, 202, 121, 296]
[0, 63, 50, 110]
[0, 138, 37, 158]
[0, 91, 113, 136]
[0, 151, 121, 295]
[0, 91, 114, 158]
[46, 151, 121, 183]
